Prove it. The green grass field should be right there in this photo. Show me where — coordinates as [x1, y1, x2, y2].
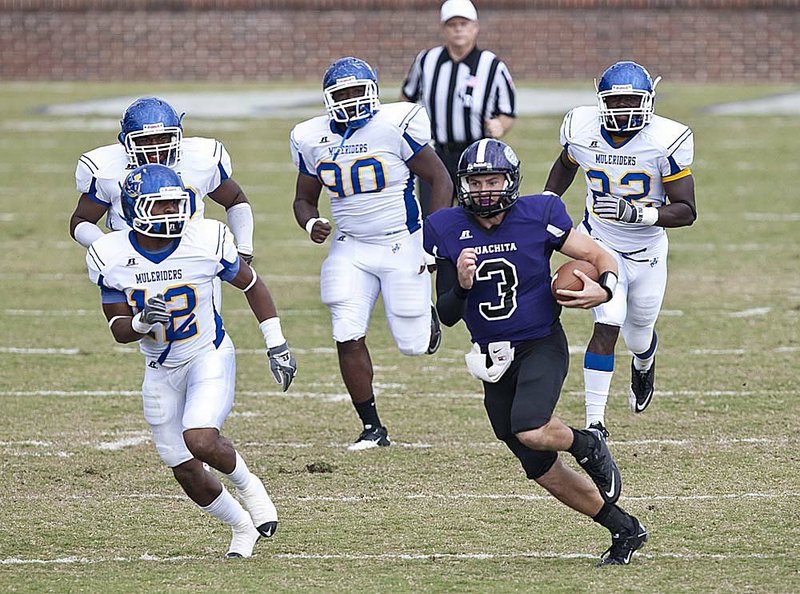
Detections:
[1, 81, 799, 593]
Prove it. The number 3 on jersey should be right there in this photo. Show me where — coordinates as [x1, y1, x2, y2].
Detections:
[317, 157, 387, 198]
[129, 286, 198, 341]
[476, 258, 518, 321]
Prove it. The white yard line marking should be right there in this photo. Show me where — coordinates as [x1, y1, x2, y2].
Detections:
[97, 435, 150, 451]
[1, 549, 794, 565]
[8, 491, 799, 504]
[2, 389, 796, 401]
[0, 347, 80, 355]
[729, 307, 771, 317]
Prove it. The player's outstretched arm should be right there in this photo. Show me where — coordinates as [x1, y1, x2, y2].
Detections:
[544, 150, 579, 197]
[229, 259, 297, 391]
[408, 145, 454, 214]
[209, 179, 255, 263]
[557, 231, 619, 309]
[69, 193, 108, 247]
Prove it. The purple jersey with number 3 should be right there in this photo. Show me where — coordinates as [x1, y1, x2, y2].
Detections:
[423, 194, 573, 347]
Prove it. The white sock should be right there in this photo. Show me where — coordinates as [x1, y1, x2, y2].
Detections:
[224, 452, 253, 490]
[585, 368, 614, 427]
[200, 487, 251, 528]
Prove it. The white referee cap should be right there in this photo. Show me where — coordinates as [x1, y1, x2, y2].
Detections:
[440, 0, 478, 23]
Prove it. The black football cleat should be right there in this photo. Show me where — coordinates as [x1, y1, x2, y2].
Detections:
[628, 357, 655, 414]
[596, 518, 648, 566]
[347, 426, 391, 451]
[575, 427, 622, 504]
[587, 421, 609, 440]
[426, 304, 442, 355]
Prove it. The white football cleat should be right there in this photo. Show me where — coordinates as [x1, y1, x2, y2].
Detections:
[225, 520, 260, 559]
[236, 473, 279, 538]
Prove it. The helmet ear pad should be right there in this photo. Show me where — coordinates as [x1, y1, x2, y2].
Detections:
[456, 139, 522, 218]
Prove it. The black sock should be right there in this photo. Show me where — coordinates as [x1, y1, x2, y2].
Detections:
[593, 502, 634, 535]
[567, 428, 592, 458]
[354, 397, 381, 429]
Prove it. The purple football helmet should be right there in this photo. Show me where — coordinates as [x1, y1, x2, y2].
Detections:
[456, 139, 522, 218]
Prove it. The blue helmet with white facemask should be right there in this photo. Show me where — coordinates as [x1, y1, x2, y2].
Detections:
[121, 164, 190, 238]
[322, 57, 380, 130]
[118, 97, 184, 167]
[595, 61, 661, 133]
[456, 139, 522, 218]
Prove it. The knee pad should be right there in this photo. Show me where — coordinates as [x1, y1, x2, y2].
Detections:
[504, 437, 558, 480]
[622, 325, 656, 357]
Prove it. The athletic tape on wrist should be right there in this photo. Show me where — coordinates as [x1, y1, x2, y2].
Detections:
[305, 217, 329, 235]
[259, 317, 286, 349]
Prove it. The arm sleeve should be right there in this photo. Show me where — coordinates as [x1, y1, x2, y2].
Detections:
[289, 128, 315, 177]
[491, 62, 516, 118]
[401, 50, 425, 101]
[399, 105, 432, 162]
[226, 202, 254, 255]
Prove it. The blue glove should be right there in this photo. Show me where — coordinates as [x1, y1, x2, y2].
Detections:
[267, 342, 297, 392]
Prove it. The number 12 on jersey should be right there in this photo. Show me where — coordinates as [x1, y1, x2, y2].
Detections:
[317, 157, 387, 198]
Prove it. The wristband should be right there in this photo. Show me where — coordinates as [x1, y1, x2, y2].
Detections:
[598, 271, 618, 303]
[640, 206, 659, 226]
[259, 317, 287, 349]
[131, 311, 156, 334]
[305, 217, 329, 236]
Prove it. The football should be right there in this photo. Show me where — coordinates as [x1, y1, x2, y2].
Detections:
[551, 260, 599, 300]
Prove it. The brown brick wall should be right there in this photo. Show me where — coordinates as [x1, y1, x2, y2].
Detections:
[1, 1, 798, 81]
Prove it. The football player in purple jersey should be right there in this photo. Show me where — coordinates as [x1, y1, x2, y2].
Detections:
[424, 138, 648, 566]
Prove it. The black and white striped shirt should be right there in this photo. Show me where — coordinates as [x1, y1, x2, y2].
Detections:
[402, 46, 516, 147]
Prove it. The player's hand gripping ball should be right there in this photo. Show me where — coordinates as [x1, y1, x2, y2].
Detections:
[551, 260, 599, 300]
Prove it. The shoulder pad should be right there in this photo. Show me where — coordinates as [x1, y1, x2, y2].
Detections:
[291, 116, 330, 146]
[562, 106, 598, 143]
[643, 116, 692, 154]
[180, 137, 223, 170]
[78, 144, 128, 179]
[374, 102, 422, 128]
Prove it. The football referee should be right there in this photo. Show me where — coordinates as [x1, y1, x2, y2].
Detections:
[401, 0, 516, 216]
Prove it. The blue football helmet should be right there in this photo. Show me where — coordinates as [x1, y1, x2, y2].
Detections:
[456, 139, 522, 218]
[322, 57, 380, 130]
[595, 61, 661, 133]
[118, 97, 184, 167]
[121, 164, 190, 238]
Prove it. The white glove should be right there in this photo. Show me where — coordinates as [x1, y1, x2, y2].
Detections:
[594, 194, 658, 225]
[464, 342, 515, 383]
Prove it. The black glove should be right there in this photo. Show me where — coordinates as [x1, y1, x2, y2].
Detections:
[267, 342, 297, 392]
